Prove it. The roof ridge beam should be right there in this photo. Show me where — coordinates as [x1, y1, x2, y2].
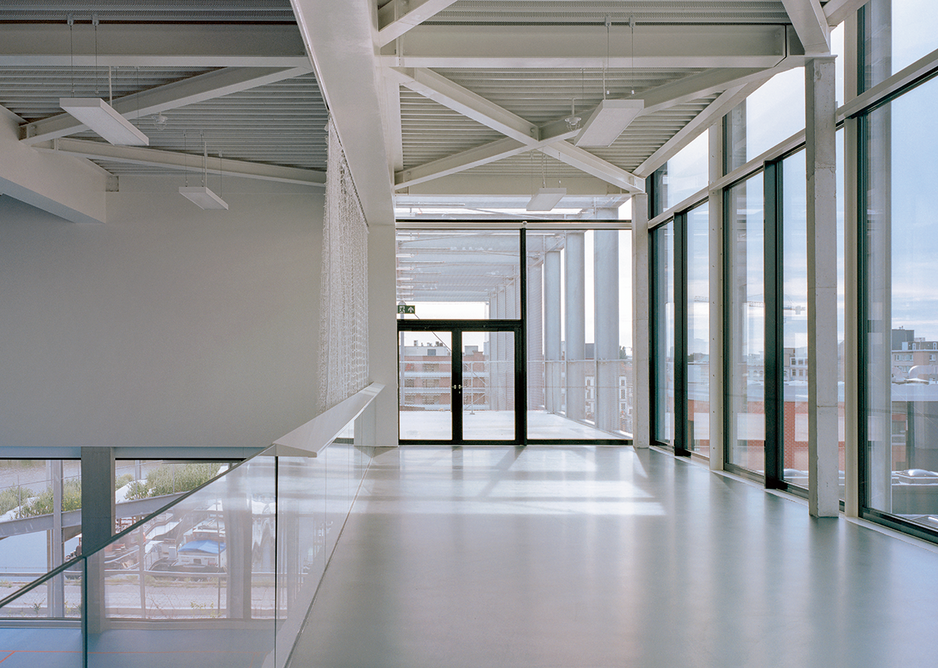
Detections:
[20, 66, 312, 145]
[0, 24, 309, 68]
[36, 138, 326, 187]
[377, 0, 460, 47]
[380, 24, 788, 69]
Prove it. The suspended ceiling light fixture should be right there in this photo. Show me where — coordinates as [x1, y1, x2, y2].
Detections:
[527, 151, 566, 212]
[180, 132, 228, 210]
[575, 16, 643, 147]
[59, 15, 149, 146]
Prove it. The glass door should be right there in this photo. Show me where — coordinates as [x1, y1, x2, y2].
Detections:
[398, 330, 454, 441]
[399, 323, 521, 444]
[461, 329, 516, 441]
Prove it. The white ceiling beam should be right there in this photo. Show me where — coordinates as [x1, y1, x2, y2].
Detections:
[399, 174, 628, 197]
[380, 74, 405, 173]
[291, 0, 394, 225]
[634, 81, 765, 178]
[0, 24, 308, 68]
[781, 0, 831, 54]
[823, 0, 867, 26]
[396, 138, 531, 189]
[0, 113, 107, 224]
[390, 71, 649, 192]
[377, 0, 460, 47]
[20, 66, 312, 145]
[391, 68, 539, 143]
[540, 142, 644, 193]
[34, 138, 325, 187]
[380, 24, 788, 69]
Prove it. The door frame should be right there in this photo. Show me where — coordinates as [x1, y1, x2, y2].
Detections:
[398, 319, 526, 445]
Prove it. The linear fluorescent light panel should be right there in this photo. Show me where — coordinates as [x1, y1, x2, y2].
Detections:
[526, 188, 566, 212]
[574, 99, 644, 148]
[179, 186, 229, 210]
[59, 98, 149, 146]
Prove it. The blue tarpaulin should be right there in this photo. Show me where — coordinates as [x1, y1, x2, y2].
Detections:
[178, 540, 225, 554]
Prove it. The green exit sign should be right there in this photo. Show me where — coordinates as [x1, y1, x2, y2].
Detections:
[397, 304, 416, 315]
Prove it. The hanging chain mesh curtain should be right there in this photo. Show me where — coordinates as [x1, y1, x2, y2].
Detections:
[319, 118, 369, 412]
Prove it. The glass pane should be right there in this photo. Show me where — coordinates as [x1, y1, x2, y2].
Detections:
[89, 457, 276, 667]
[525, 230, 631, 440]
[863, 0, 938, 91]
[865, 73, 938, 529]
[653, 222, 675, 445]
[687, 205, 710, 456]
[0, 566, 83, 667]
[837, 129, 847, 498]
[462, 331, 515, 440]
[727, 175, 765, 472]
[396, 230, 521, 320]
[666, 133, 709, 209]
[399, 331, 453, 440]
[0, 460, 81, 596]
[782, 151, 809, 485]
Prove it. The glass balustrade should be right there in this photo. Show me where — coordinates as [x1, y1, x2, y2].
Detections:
[0, 388, 380, 668]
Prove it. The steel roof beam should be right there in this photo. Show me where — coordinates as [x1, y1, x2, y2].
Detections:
[20, 66, 312, 145]
[0, 24, 308, 68]
[391, 69, 642, 192]
[377, 0, 460, 47]
[392, 68, 539, 143]
[292, 0, 395, 225]
[781, 0, 831, 54]
[35, 138, 326, 187]
[381, 24, 789, 69]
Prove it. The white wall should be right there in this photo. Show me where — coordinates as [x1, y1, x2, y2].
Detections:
[0, 176, 323, 448]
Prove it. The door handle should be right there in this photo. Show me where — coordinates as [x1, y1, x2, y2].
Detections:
[452, 384, 462, 390]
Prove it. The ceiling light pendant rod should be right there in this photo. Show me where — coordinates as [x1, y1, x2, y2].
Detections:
[603, 15, 611, 100]
[67, 14, 74, 96]
[93, 13, 99, 97]
[630, 15, 636, 95]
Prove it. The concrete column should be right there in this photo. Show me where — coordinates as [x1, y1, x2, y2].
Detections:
[82, 447, 115, 634]
[806, 56, 839, 517]
[595, 229, 620, 433]
[81, 447, 115, 553]
[545, 250, 562, 414]
[632, 195, 650, 448]
[528, 262, 544, 411]
[565, 232, 586, 420]
[49, 460, 64, 616]
[708, 124, 726, 470]
[368, 224, 399, 446]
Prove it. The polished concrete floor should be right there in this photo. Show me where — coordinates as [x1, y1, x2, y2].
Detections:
[400, 410, 628, 440]
[289, 447, 938, 668]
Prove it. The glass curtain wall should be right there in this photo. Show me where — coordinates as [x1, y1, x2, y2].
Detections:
[686, 205, 710, 455]
[652, 222, 675, 445]
[726, 176, 766, 473]
[526, 230, 632, 441]
[863, 68, 938, 531]
[781, 152, 810, 485]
